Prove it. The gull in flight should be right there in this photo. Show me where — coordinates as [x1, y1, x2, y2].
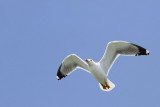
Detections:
[57, 41, 149, 91]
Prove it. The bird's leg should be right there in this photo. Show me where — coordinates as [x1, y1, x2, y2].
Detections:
[105, 83, 110, 89]
[102, 84, 106, 89]
[101, 82, 110, 89]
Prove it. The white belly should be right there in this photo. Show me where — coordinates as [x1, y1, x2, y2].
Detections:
[90, 65, 107, 85]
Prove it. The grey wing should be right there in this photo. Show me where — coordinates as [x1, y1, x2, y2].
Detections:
[99, 41, 149, 76]
[57, 54, 90, 80]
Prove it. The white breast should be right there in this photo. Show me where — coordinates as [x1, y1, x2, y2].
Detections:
[89, 63, 107, 85]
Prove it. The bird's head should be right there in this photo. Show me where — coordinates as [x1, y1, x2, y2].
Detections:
[85, 59, 95, 65]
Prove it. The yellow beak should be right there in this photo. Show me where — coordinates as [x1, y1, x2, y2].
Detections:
[85, 59, 89, 62]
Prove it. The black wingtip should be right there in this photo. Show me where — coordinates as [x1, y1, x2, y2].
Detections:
[132, 43, 150, 56]
[56, 64, 67, 80]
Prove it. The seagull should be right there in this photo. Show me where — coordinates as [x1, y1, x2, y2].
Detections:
[57, 41, 149, 91]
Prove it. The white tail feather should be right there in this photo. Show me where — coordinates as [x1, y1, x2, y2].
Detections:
[99, 79, 115, 92]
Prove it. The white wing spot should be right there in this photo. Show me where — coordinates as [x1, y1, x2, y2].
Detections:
[146, 50, 149, 54]
[56, 76, 60, 80]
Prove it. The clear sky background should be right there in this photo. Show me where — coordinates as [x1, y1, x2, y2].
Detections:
[0, 0, 160, 107]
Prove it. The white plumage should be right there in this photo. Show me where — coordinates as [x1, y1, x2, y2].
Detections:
[57, 41, 149, 91]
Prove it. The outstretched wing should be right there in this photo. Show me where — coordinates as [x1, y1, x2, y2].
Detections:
[57, 54, 89, 80]
[99, 41, 149, 76]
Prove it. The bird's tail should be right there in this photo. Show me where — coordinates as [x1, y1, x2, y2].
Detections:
[99, 78, 115, 92]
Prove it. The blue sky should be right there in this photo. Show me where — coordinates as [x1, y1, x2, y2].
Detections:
[0, 0, 160, 107]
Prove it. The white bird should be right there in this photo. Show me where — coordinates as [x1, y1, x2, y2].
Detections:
[57, 41, 149, 91]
